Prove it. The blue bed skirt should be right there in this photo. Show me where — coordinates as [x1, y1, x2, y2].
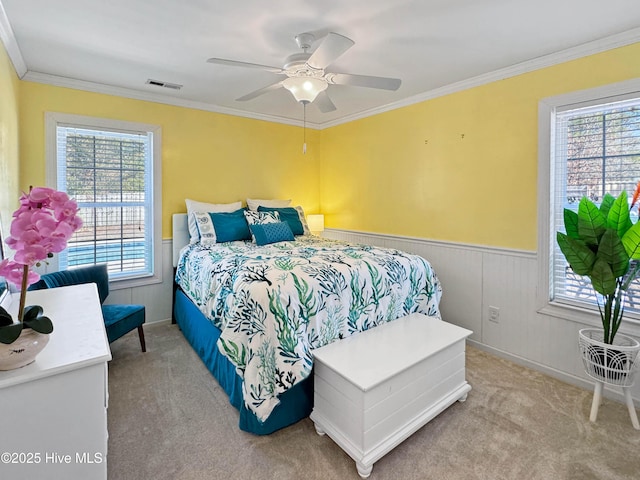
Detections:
[173, 288, 314, 435]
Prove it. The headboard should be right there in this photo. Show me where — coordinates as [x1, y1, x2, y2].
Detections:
[172, 213, 189, 268]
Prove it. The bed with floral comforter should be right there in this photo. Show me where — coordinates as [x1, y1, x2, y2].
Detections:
[175, 235, 442, 431]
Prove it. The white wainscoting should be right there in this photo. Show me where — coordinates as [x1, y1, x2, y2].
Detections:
[323, 228, 640, 406]
[124, 233, 638, 406]
[104, 239, 174, 325]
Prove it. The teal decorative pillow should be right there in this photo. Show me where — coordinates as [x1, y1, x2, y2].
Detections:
[258, 206, 309, 235]
[249, 221, 295, 246]
[204, 208, 251, 243]
[244, 210, 280, 242]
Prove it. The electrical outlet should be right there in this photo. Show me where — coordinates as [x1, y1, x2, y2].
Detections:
[488, 306, 500, 323]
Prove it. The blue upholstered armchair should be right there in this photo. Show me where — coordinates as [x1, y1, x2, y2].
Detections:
[29, 264, 146, 352]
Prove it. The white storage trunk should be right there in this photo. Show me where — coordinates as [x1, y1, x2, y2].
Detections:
[310, 313, 472, 478]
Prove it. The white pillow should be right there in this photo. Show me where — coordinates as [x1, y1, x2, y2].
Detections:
[294, 206, 311, 235]
[185, 198, 242, 243]
[246, 198, 291, 211]
[191, 212, 218, 245]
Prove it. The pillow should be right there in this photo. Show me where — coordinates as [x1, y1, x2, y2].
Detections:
[186, 198, 242, 243]
[244, 210, 280, 242]
[244, 210, 280, 226]
[246, 198, 291, 211]
[193, 208, 251, 244]
[249, 222, 295, 246]
[192, 211, 217, 244]
[211, 209, 252, 243]
[294, 206, 311, 235]
[258, 206, 310, 236]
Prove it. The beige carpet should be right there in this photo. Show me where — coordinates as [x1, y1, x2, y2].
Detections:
[107, 322, 640, 480]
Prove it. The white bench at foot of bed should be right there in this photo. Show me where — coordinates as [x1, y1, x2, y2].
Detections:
[310, 313, 472, 478]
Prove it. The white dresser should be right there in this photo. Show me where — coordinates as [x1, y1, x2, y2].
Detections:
[311, 313, 472, 478]
[0, 284, 112, 480]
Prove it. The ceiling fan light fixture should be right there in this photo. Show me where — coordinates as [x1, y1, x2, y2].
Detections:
[283, 77, 328, 103]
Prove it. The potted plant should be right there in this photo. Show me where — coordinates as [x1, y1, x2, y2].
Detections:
[0, 187, 82, 369]
[557, 182, 640, 384]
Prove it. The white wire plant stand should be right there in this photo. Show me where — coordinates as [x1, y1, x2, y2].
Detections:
[578, 328, 640, 429]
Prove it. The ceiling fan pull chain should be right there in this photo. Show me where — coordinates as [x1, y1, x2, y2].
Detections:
[303, 102, 307, 154]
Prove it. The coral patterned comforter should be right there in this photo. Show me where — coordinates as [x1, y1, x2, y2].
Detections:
[175, 235, 442, 422]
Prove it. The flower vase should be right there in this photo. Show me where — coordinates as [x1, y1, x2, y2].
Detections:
[0, 328, 50, 370]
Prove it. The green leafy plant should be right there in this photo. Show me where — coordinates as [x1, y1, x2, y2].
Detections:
[557, 183, 640, 344]
[0, 305, 53, 343]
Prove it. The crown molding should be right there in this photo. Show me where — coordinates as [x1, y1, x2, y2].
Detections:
[22, 71, 324, 129]
[10, 22, 640, 130]
[0, 0, 26, 78]
[320, 27, 640, 129]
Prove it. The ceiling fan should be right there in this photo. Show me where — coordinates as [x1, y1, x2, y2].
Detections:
[206, 32, 401, 113]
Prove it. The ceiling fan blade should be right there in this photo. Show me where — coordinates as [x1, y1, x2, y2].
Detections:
[328, 73, 401, 91]
[307, 33, 355, 70]
[315, 91, 337, 113]
[207, 57, 284, 74]
[236, 82, 283, 101]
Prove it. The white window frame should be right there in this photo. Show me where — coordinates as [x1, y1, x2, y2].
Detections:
[45, 112, 162, 289]
[537, 77, 640, 334]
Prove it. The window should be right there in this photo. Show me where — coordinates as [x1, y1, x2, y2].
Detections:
[45, 113, 162, 288]
[538, 78, 640, 326]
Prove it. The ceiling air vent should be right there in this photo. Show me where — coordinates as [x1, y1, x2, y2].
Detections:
[146, 79, 182, 90]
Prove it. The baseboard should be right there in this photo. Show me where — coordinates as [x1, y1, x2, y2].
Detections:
[145, 317, 173, 326]
[467, 339, 639, 407]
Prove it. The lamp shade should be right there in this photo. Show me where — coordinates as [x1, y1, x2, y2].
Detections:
[306, 214, 325, 234]
[283, 77, 328, 103]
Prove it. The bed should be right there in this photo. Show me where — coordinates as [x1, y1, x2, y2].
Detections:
[172, 211, 442, 434]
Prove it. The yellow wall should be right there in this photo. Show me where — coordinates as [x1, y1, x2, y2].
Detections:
[7, 42, 640, 248]
[320, 43, 640, 251]
[18, 83, 321, 238]
[0, 40, 20, 235]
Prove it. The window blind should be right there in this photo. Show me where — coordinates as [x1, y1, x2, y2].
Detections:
[56, 126, 154, 279]
[552, 98, 640, 315]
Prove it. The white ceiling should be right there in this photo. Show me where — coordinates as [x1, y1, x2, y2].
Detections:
[2, 0, 640, 128]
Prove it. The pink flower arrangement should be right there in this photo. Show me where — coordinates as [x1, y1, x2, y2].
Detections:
[0, 187, 82, 344]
